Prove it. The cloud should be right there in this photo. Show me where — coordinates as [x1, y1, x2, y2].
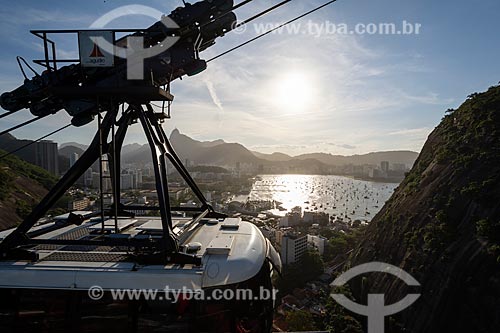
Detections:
[323, 142, 356, 149]
[337, 144, 357, 150]
[0, 1, 448, 156]
[388, 127, 433, 136]
[203, 76, 224, 111]
[0, 8, 94, 26]
[398, 91, 455, 106]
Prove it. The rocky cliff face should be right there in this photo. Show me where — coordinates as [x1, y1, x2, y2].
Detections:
[348, 85, 500, 332]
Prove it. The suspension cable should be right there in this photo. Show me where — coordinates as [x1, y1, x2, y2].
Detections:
[232, 0, 253, 11]
[233, 0, 292, 29]
[208, 0, 339, 62]
[0, 110, 20, 120]
[0, 115, 48, 137]
[199, 0, 255, 30]
[0, 124, 71, 160]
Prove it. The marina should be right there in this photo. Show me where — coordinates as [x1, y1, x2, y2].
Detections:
[240, 175, 398, 222]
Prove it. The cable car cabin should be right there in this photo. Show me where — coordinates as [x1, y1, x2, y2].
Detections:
[0, 214, 282, 332]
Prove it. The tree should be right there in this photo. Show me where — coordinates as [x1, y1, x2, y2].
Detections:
[301, 249, 324, 280]
[325, 287, 363, 333]
[285, 310, 317, 331]
[276, 250, 324, 295]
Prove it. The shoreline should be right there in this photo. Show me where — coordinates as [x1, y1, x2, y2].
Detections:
[253, 173, 404, 184]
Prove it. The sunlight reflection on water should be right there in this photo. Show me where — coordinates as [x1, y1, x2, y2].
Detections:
[243, 174, 398, 222]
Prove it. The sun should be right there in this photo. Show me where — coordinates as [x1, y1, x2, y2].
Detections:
[273, 71, 314, 113]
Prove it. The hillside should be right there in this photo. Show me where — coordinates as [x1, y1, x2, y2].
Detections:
[0, 133, 44, 165]
[347, 85, 500, 332]
[0, 151, 57, 231]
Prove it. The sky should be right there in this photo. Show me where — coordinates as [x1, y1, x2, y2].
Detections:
[0, 0, 499, 156]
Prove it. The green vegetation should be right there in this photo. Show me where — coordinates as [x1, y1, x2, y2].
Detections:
[320, 226, 367, 261]
[15, 199, 32, 219]
[325, 286, 363, 333]
[47, 195, 73, 217]
[0, 149, 57, 199]
[395, 86, 500, 253]
[0, 168, 13, 200]
[285, 310, 317, 331]
[0, 150, 62, 227]
[347, 85, 500, 330]
[476, 218, 500, 243]
[404, 172, 421, 193]
[276, 250, 324, 295]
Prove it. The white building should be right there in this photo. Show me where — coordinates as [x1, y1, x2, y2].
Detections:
[307, 234, 327, 256]
[381, 161, 390, 172]
[121, 173, 136, 190]
[84, 168, 93, 187]
[280, 233, 307, 265]
[303, 211, 329, 225]
[279, 207, 302, 227]
[392, 163, 407, 171]
[69, 152, 79, 168]
[120, 170, 143, 190]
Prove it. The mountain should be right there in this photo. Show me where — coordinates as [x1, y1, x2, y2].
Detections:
[0, 150, 57, 230]
[199, 138, 226, 148]
[123, 129, 262, 167]
[122, 143, 142, 155]
[0, 133, 17, 150]
[0, 133, 36, 160]
[170, 129, 261, 166]
[122, 129, 418, 171]
[59, 142, 88, 151]
[347, 85, 500, 332]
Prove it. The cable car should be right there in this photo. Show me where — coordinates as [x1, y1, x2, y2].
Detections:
[0, 214, 281, 332]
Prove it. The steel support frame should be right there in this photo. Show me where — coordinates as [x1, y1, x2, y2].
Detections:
[0, 103, 217, 261]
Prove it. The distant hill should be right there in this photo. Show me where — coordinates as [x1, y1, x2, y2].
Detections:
[60, 142, 88, 151]
[293, 151, 418, 167]
[253, 151, 293, 162]
[58, 145, 86, 173]
[348, 85, 500, 332]
[58, 145, 85, 158]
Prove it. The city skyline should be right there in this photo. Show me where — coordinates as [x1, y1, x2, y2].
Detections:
[0, 0, 499, 156]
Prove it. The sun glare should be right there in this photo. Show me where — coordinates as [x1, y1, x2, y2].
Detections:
[274, 72, 314, 113]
